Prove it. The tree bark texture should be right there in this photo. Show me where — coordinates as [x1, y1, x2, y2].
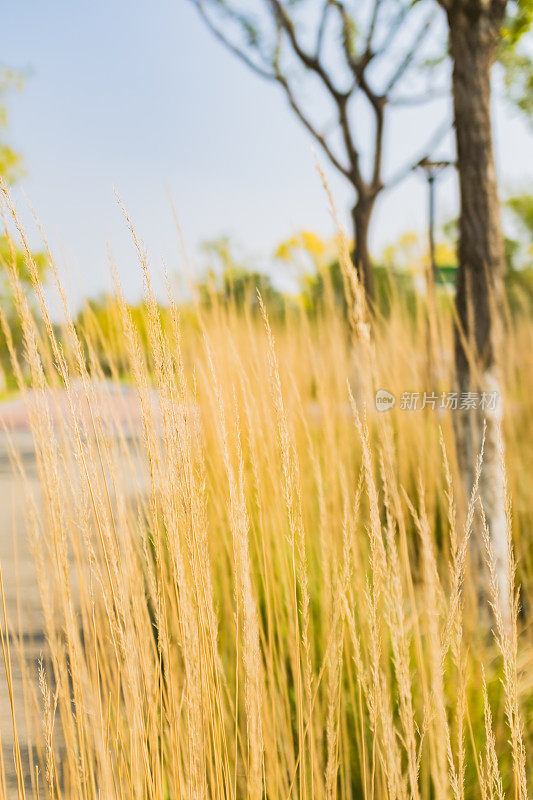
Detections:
[351, 197, 375, 301]
[449, 4, 510, 624]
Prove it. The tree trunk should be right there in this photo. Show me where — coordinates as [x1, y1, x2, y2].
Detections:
[449, 5, 510, 625]
[351, 197, 375, 301]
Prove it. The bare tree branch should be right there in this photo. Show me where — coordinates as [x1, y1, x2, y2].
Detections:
[385, 117, 453, 189]
[265, 0, 344, 99]
[189, 0, 453, 297]
[328, 0, 359, 66]
[190, 0, 364, 187]
[275, 75, 353, 180]
[316, 0, 333, 59]
[190, 1, 277, 81]
[336, 95, 367, 190]
[374, 2, 414, 60]
[371, 105, 385, 190]
[324, 0, 386, 193]
[323, 0, 383, 115]
[366, 0, 384, 53]
[389, 87, 449, 106]
[266, 0, 367, 189]
[385, 10, 438, 93]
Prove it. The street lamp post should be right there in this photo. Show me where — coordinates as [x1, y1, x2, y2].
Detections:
[416, 157, 455, 282]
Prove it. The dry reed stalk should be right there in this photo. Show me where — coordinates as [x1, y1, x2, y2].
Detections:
[0, 186, 530, 800]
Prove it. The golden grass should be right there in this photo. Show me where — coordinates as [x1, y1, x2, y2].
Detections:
[0, 184, 532, 799]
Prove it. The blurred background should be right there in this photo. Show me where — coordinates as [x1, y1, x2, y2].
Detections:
[3, 0, 532, 307]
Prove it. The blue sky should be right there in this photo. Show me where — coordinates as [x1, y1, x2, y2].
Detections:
[3, 0, 533, 306]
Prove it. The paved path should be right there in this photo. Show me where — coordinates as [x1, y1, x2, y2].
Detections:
[0, 385, 336, 796]
[0, 384, 153, 797]
[0, 430, 44, 798]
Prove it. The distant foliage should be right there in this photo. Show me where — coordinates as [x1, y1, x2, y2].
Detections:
[0, 66, 24, 183]
[198, 237, 286, 315]
[0, 235, 46, 385]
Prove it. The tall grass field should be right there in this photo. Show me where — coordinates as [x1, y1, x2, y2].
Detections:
[0, 189, 532, 800]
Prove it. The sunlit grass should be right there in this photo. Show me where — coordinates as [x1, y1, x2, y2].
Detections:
[0, 186, 532, 799]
